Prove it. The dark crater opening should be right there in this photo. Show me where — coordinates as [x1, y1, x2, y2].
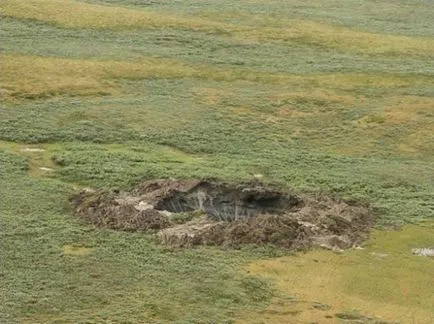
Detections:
[153, 181, 302, 221]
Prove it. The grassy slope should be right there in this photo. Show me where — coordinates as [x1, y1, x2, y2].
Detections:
[1, 0, 433, 322]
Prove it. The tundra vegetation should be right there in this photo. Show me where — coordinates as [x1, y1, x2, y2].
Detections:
[0, 0, 433, 323]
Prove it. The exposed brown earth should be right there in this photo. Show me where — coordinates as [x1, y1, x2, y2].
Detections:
[71, 179, 374, 250]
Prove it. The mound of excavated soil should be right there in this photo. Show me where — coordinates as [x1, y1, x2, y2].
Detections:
[71, 179, 374, 250]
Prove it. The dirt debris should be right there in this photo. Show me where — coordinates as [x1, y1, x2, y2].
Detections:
[72, 189, 171, 232]
[71, 179, 374, 250]
[158, 214, 312, 249]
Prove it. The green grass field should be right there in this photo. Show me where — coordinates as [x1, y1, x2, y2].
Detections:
[1, 0, 433, 322]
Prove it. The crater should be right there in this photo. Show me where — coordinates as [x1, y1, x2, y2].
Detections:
[152, 180, 302, 221]
[71, 179, 374, 250]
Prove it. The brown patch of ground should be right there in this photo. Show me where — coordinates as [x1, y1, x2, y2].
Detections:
[71, 179, 374, 250]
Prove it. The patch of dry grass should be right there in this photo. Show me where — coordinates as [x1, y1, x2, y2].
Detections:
[0, 0, 225, 31]
[4, 54, 430, 101]
[357, 96, 434, 127]
[62, 245, 93, 256]
[0, 54, 423, 100]
[399, 128, 434, 155]
[238, 224, 434, 324]
[0, 54, 196, 100]
[268, 89, 358, 107]
[350, 95, 434, 156]
[2, 0, 434, 56]
[311, 73, 433, 89]
[383, 96, 434, 124]
[0, 56, 110, 100]
[261, 19, 434, 56]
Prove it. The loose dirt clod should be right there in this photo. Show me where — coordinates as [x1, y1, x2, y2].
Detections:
[71, 179, 374, 250]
